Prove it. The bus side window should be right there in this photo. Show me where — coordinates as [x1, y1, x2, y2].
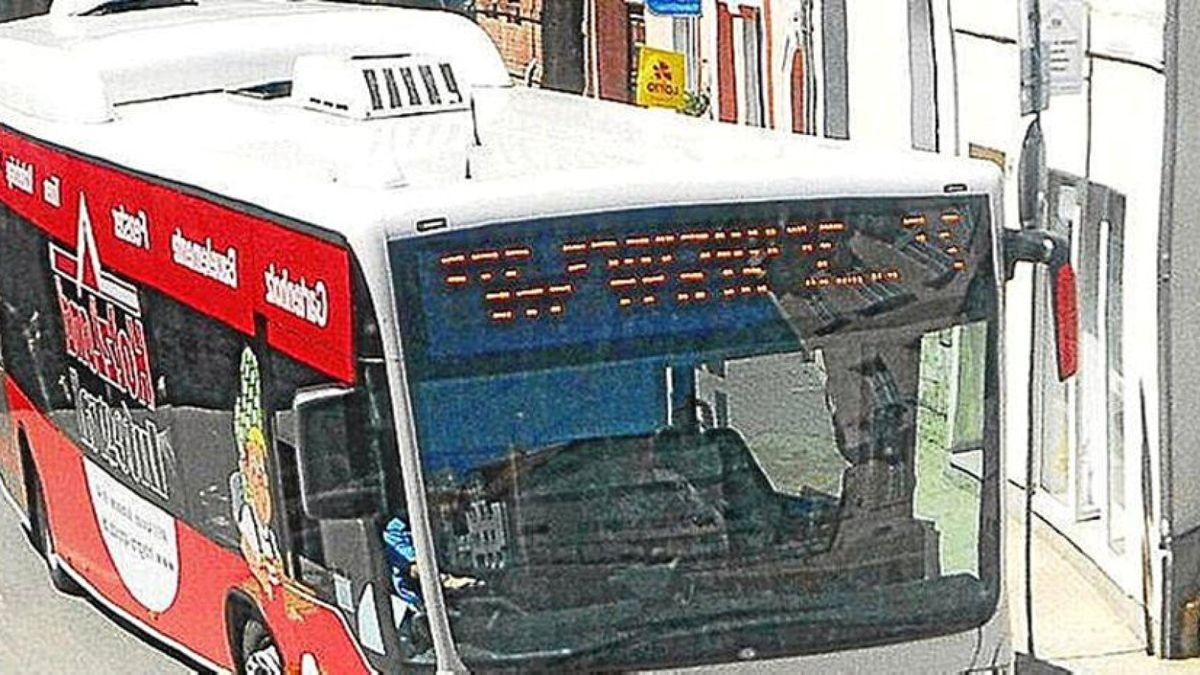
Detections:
[0, 208, 17, 492]
[145, 291, 246, 549]
[266, 348, 339, 584]
[0, 324, 10, 450]
[0, 205, 66, 415]
[265, 269, 406, 591]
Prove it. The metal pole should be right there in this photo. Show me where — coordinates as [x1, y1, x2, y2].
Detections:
[1018, 0, 1047, 660]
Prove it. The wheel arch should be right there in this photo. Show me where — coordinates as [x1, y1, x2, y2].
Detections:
[16, 424, 35, 526]
[225, 587, 276, 673]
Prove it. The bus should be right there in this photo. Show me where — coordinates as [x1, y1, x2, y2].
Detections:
[0, 1, 1073, 673]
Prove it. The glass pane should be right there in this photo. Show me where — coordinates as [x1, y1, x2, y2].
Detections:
[1076, 191, 1104, 517]
[916, 325, 985, 576]
[672, 17, 700, 92]
[950, 325, 986, 453]
[742, 15, 764, 127]
[391, 196, 1000, 669]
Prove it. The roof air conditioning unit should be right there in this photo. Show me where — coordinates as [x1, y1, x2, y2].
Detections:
[292, 54, 471, 121]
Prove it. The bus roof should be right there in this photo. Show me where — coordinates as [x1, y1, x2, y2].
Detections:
[0, 0, 1001, 242]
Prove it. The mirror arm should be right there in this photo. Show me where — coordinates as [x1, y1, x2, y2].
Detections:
[1002, 228, 1067, 280]
[1003, 228, 1078, 381]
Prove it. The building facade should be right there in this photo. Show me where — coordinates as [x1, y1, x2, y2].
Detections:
[475, 0, 843, 135]
[473, 0, 1200, 660]
[639, 1, 819, 133]
[946, 0, 1174, 657]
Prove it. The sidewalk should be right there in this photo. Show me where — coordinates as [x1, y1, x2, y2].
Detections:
[1005, 488, 1199, 674]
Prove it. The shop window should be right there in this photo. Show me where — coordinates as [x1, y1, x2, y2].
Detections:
[672, 16, 701, 93]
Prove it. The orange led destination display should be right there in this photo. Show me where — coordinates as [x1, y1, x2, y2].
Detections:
[395, 200, 978, 363]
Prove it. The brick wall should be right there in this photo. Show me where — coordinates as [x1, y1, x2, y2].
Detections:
[594, 0, 630, 103]
[472, 0, 633, 102]
[475, 0, 543, 84]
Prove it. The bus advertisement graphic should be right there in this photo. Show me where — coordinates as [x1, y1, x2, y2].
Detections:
[230, 347, 284, 599]
[46, 191, 182, 614]
[84, 458, 181, 614]
[0, 126, 355, 385]
[0, 126, 371, 671]
[51, 195, 155, 410]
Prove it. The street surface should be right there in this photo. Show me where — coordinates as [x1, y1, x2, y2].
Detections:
[0, 495, 192, 674]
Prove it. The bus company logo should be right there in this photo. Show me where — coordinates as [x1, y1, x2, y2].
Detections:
[264, 264, 329, 328]
[50, 194, 156, 409]
[4, 154, 34, 195]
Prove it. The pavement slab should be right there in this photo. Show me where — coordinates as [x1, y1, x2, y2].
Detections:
[1007, 487, 1200, 673]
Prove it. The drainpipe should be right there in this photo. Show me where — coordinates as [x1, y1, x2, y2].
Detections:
[820, 0, 849, 139]
[587, 0, 601, 98]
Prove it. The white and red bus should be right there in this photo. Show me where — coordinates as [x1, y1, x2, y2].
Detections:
[0, 1, 1072, 672]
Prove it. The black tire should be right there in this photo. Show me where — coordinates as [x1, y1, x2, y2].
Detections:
[238, 617, 283, 675]
[28, 473, 83, 595]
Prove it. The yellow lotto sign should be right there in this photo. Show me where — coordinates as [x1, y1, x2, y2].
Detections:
[635, 46, 687, 110]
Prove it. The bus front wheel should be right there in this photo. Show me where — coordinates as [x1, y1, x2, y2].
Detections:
[237, 615, 283, 675]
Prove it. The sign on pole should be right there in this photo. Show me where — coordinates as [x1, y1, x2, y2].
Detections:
[1044, 0, 1086, 95]
[646, 0, 701, 16]
[635, 46, 687, 111]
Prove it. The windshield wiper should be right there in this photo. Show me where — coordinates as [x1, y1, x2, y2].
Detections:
[552, 599, 848, 669]
[80, 0, 197, 16]
[552, 575, 991, 669]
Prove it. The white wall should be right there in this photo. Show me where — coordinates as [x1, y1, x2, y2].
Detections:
[843, 0, 912, 149]
[951, 0, 1018, 39]
[1090, 57, 1164, 598]
[1022, 0, 1166, 604]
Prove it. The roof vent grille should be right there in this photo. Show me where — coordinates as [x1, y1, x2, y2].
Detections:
[293, 54, 469, 121]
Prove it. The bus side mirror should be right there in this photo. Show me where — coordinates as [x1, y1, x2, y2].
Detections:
[1004, 229, 1078, 381]
[294, 386, 385, 521]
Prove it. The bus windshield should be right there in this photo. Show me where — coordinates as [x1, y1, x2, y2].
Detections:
[388, 196, 1000, 669]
